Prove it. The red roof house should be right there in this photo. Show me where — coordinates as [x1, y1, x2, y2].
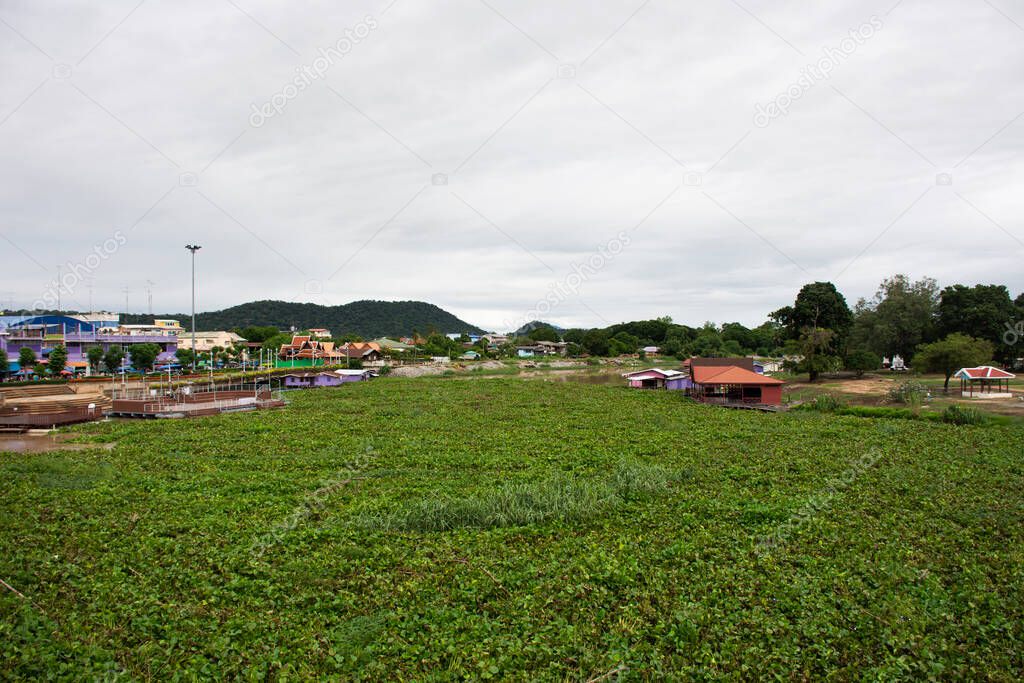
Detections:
[278, 336, 346, 364]
[691, 365, 785, 406]
[623, 368, 690, 390]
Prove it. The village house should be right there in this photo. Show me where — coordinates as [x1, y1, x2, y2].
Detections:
[517, 341, 568, 358]
[400, 335, 427, 346]
[178, 331, 247, 354]
[683, 356, 756, 374]
[482, 334, 509, 347]
[339, 342, 384, 364]
[750, 357, 786, 374]
[371, 338, 416, 353]
[278, 336, 346, 366]
[282, 368, 375, 389]
[623, 368, 690, 390]
[447, 333, 482, 343]
[690, 365, 785, 406]
[282, 372, 347, 389]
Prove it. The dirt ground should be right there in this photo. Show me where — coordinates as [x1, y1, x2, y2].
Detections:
[389, 365, 448, 379]
[819, 377, 895, 396]
[788, 373, 1024, 416]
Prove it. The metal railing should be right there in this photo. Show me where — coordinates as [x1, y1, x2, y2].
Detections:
[65, 333, 178, 343]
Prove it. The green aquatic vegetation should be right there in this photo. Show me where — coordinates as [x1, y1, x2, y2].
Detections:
[942, 403, 987, 425]
[354, 461, 685, 531]
[2, 378, 1023, 680]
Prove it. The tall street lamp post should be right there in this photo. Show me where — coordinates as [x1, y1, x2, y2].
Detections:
[185, 245, 202, 372]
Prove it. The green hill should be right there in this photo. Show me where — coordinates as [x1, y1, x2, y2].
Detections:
[123, 300, 486, 338]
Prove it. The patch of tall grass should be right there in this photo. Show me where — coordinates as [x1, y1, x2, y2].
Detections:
[793, 401, 1004, 426]
[941, 404, 987, 425]
[795, 394, 847, 413]
[353, 461, 686, 532]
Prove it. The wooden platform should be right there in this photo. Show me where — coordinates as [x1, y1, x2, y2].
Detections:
[107, 390, 285, 419]
[0, 384, 111, 428]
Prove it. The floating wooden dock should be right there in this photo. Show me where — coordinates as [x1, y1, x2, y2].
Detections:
[107, 390, 285, 419]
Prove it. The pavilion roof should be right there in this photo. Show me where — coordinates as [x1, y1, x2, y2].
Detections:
[955, 366, 1015, 380]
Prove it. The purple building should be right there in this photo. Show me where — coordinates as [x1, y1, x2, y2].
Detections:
[283, 370, 374, 389]
[64, 332, 178, 365]
[2, 315, 177, 374]
[623, 368, 691, 390]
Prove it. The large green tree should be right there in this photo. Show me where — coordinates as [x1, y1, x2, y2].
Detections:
[235, 326, 281, 344]
[0, 352, 8, 376]
[581, 329, 610, 357]
[527, 325, 562, 343]
[774, 282, 853, 352]
[47, 345, 68, 376]
[86, 346, 105, 374]
[176, 347, 196, 368]
[845, 349, 879, 378]
[851, 275, 939, 361]
[262, 332, 294, 352]
[422, 334, 459, 358]
[787, 327, 840, 382]
[103, 347, 125, 374]
[18, 347, 36, 369]
[937, 284, 1016, 362]
[915, 333, 994, 391]
[129, 344, 162, 373]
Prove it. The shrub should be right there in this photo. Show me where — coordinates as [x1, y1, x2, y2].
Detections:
[942, 404, 986, 426]
[810, 394, 846, 413]
[888, 380, 929, 406]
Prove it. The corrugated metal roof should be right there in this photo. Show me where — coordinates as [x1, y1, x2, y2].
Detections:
[623, 368, 685, 379]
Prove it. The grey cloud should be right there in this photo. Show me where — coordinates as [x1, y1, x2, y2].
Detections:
[1, 0, 1022, 332]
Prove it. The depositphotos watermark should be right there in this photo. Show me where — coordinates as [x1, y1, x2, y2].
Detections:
[1005, 320, 1024, 346]
[33, 231, 127, 310]
[249, 444, 377, 560]
[503, 232, 632, 333]
[756, 448, 882, 557]
[754, 16, 883, 128]
[249, 16, 378, 128]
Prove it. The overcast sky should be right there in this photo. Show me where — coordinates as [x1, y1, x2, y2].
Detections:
[1, 0, 1022, 332]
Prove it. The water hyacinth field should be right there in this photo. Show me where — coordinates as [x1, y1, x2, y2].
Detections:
[2, 378, 1023, 680]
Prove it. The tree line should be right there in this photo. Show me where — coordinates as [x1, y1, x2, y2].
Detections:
[551, 275, 1023, 386]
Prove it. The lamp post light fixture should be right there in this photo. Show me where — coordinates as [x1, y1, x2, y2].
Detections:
[185, 245, 202, 372]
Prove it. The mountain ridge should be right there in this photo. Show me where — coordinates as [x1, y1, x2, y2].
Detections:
[122, 300, 487, 338]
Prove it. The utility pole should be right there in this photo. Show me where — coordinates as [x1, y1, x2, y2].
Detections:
[123, 287, 130, 317]
[185, 245, 202, 372]
[56, 265, 62, 313]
